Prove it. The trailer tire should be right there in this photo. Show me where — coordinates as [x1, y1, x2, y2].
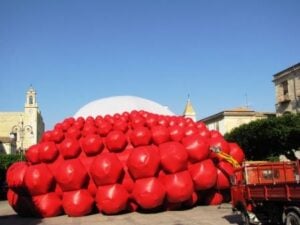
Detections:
[241, 210, 250, 225]
[286, 211, 300, 225]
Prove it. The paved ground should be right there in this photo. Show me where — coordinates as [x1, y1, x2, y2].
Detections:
[0, 200, 242, 225]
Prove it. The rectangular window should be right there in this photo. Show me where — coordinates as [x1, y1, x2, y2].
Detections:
[282, 81, 288, 95]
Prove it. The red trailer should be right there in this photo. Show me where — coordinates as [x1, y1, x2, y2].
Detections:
[231, 160, 300, 225]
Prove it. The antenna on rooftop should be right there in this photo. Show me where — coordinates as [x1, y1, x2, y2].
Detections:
[245, 93, 249, 108]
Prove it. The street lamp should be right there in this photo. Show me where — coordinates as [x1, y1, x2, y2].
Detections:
[11, 117, 33, 154]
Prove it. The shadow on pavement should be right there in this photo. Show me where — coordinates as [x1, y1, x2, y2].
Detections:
[0, 214, 42, 225]
[223, 214, 243, 225]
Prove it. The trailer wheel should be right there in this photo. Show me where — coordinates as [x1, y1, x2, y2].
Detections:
[286, 212, 300, 225]
[241, 210, 250, 225]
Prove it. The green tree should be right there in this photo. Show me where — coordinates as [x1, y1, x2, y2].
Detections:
[0, 154, 24, 183]
[224, 114, 300, 160]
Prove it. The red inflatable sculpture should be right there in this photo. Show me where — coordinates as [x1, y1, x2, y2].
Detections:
[6, 110, 245, 217]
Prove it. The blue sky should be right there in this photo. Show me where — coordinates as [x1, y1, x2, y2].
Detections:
[0, 0, 299, 130]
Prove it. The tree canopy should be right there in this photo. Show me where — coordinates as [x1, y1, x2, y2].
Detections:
[224, 114, 300, 160]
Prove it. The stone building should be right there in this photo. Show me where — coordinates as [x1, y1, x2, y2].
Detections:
[200, 107, 275, 135]
[273, 62, 300, 115]
[0, 87, 45, 154]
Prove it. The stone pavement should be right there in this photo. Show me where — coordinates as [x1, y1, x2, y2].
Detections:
[0, 200, 242, 225]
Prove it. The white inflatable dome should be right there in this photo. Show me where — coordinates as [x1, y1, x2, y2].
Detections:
[74, 96, 175, 118]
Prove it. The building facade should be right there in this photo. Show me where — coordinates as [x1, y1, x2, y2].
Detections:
[273, 62, 300, 115]
[200, 107, 275, 135]
[0, 87, 44, 154]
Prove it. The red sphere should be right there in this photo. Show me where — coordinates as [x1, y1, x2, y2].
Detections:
[96, 184, 129, 214]
[62, 189, 94, 217]
[168, 125, 185, 142]
[127, 146, 160, 179]
[188, 159, 217, 190]
[229, 142, 245, 164]
[130, 127, 152, 147]
[205, 191, 223, 205]
[81, 134, 104, 156]
[151, 125, 170, 145]
[60, 138, 81, 159]
[90, 152, 124, 186]
[161, 171, 194, 203]
[132, 177, 166, 209]
[159, 141, 188, 173]
[25, 144, 40, 164]
[105, 130, 127, 152]
[24, 164, 54, 196]
[182, 135, 210, 162]
[39, 141, 59, 163]
[6, 162, 28, 191]
[33, 192, 63, 217]
[55, 159, 88, 192]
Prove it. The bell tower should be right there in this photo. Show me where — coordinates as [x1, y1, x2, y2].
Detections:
[25, 85, 38, 109]
[23, 85, 44, 147]
[183, 95, 197, 122]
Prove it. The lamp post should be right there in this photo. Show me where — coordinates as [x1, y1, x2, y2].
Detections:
[11, 117, 33, 154]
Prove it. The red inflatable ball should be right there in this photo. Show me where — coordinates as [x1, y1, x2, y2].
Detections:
[157, 117, 168, 127]
[168, 125, 185, 142]
[97, 121, 112, 137]
[87, 179, 98, 197]
[161, 171, 193, 203]
[195, 121, 206, 130]
[96, 184, 129, 214]
[209, 137, 230, 155]
[217, 161, 235, 177]
[151, 125, 170, 145]
[127, 146, 160, 179]
[90, 152, 124, 186]
[33, 192, 63, 217]
[105, 130, 128, 152]
[145, 115, 157, 127]
[6, 162, 28, 191]
[159, 142, 188, 173]
[82, 125, 97, 137]
[205, 191, 223, 205]
[60, 137, 81, 159]
[182, 135, 210, 162]
[72, 121, 84, 131]
[39, 141, 59, 163]
[182, 191, 198, 208]
[62, 189, 94, 217]
[215, 167, 231, 190]
[25, 144, 40, 164]
[24, 163, 54, 196]
[51, 129, 65, 143]
[198, 127, 211, 139]
[121, 170, 135, 193]
[65, 126, 81, 140]
[184, 126, 198, 137]
[55, 159, 88, 191]
[7, 189, 37, 216]
[81, 134, 104, 156]
[130, 115, 146, 128]
[130, 127, 152, 147]
[209, 130, 223, 139]
[188, 159, 217, 190]
[132, 177, 166, 209]
[113, 119, 128, 133]
[41, 131, 53, 142]
[229, 142, 245, 164]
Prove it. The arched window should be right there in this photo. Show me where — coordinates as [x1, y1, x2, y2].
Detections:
[29, 96, 33, 104]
